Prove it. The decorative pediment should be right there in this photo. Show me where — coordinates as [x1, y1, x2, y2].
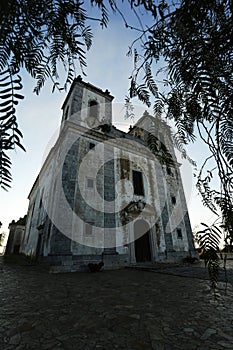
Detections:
[120, 200, 156, 224]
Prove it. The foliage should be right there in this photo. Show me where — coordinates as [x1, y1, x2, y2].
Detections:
[97, 0, 232, 286]
[91, 2, 232, 248]
[122, 0, 233, 232]
[106, 0, 233, 281]
[0, 0, 107, 189]
[147, 125, 174, 166]
[196, 217, 232, 291]
[0, 69, 24, 190]
[197, 223, 221, 290]
[1, 1, 233, 284]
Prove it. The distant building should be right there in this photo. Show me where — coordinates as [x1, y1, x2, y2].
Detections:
[0, 233, 6, 255]
[20, 76, 197, 272]
[5, 216, 27, 255]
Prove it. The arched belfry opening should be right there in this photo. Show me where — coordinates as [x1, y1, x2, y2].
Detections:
[88, 100, 99, 120]
[134, 219, 152, 262]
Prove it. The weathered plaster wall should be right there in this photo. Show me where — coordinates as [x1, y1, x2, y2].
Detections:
[22, 79, 196, 271]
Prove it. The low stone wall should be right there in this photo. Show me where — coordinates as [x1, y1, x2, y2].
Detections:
[218, 252, 233, 260]
[39, 250, 199, 273]
[157, 250, 199, 263]
[42, 253, 129, 273]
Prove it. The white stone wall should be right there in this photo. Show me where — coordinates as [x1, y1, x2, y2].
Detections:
[22, 80, 195, 267]
[114, 147, 167, 260]
[22, 152, 57, 257]
[21, 187, 40, 256]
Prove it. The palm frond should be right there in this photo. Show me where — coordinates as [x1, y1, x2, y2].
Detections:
[0, 68, 25, 189]
[197, 223, 222, 290]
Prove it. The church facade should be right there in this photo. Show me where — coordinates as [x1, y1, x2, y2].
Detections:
[20, 76, 197, 272]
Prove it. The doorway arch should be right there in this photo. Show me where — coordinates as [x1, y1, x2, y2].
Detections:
[134, 219, 151, 262]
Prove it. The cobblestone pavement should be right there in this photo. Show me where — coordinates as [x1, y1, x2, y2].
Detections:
[132, 259, 233, 285]
[1, 257, 233, 350]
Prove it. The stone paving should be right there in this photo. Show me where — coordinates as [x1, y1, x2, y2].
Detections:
[1, 256, 233, 350]
[131, 260, 233, 285]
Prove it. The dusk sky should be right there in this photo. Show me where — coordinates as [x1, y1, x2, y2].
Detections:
[0, 3, 216, 237]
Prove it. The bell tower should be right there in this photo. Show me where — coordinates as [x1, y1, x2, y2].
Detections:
[61, 76, 114, 129]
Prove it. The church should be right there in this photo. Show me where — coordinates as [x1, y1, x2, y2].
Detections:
[20, 76, 197, 272]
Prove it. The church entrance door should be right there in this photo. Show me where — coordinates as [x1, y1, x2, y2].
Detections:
[134, 220, 151, 262]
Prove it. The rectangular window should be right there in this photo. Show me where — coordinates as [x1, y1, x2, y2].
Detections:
[87, 178, 94, 189]
[167, 167, 172, 175]
[84, 223, 93, 236]
[132, 170, 144, 196]
[177, 229, 183, 239]
[171, 196, 176, 205]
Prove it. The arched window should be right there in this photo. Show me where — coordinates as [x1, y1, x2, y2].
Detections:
[88, 100, 99, 119]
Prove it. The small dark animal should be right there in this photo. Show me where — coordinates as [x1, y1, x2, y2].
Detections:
[88, 261, 104, 272]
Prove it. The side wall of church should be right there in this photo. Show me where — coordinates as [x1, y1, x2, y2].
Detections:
[21, 147, 59, 257]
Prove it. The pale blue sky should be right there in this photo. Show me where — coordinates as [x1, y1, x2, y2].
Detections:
[0, 3, 216, 236]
